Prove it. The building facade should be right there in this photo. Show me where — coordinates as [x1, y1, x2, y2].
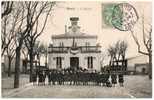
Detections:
[48, 17, 102, 71]
[126, 55, 149, 74]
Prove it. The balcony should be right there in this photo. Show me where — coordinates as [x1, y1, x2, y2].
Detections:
[48, 47, 68, 53]
[80, 46, 101, 53]
[48, 46, 101, 54]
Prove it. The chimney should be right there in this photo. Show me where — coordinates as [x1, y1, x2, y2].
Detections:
[70, 17, 79, 26]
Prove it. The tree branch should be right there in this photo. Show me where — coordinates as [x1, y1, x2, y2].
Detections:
[2, 1, 13, 18]
[130, 30, 149, 55]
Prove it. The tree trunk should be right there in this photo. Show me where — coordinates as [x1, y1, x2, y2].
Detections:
[45, 53, 47, 68]
[38, 55, 40, 71]
[29, 49, 34, 82]
[122, 56, 126, 74]
[8, 56, 12, 77]
[116, 60, 119, 71]
[109, 56, 113, 66]
[14, 47, 21, 88]
[149, 54, 152, 79]
[25, 58, 28, 73]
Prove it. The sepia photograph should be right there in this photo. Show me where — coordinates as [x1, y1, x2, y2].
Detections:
[1, 0, 152, 98]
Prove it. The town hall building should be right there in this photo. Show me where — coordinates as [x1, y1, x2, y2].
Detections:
[48, 17, 102, 71]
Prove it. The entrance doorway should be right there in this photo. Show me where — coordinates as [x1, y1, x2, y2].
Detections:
[70, 57, 79, 69]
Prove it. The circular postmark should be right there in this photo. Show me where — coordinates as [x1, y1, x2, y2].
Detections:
[111, 3, 139, 31]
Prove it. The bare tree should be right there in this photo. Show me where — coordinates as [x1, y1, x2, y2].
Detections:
[6, 40, 16, 77]
[131, 16, 152, 79]
[1, 4, 21, 76]
[1, 10, 18, 56]
[107, 40, 128, 71]
[24, 2, 55, 82]
[119, 41, 128, 72]
[108, 45, 115, 67]
[1, 1, 13, 18]
[13, 2, 28, 88]
[10, 1, 56, 88]
[1, 2, 14, 57]
[107, 41, 119, 67]
[119, 41, 128, 61]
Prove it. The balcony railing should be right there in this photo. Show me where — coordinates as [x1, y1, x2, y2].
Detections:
[48, 47, 69, 53]
[48, 46, 101, 53]
[80, 46, 101, 53]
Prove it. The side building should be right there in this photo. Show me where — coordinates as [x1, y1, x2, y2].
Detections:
[126, 55, 149, 74]
[48, 17, 102, 71]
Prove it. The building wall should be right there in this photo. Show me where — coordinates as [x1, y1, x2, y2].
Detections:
[49, 17, 101, 71]
[48, 52, 101, 71]
[127, 55, 149, 72]
[135, 63, 149, 74]
[52, 38, 97, 47]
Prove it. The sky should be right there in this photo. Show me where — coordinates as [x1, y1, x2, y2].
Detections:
[37, 1, 152, 60]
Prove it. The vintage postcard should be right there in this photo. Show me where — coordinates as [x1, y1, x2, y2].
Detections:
[1, 0, 152, 98]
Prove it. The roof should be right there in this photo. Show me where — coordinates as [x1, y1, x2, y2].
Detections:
[126, 55, 148, 60]
[52, 32, 97, 39]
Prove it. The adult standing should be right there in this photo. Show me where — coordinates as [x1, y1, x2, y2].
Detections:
[42, 70, 46, 85]
[111, 72, 117, 87]
[32, 70, 37, 85]
[48, 70, 52, 85]
[38, 71, 43, 86]
[118, 73, 124, 87]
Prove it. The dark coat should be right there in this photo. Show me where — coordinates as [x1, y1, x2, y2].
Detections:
[111, 74, 117, 84]
[118, 74, 124, 83]
[32, 73, 37, 82]
[38, 73, 43, 82]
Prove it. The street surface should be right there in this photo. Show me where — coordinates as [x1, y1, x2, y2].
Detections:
[2, 75, 152, 98]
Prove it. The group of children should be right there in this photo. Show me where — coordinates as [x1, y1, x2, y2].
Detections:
[32, 69, 124, 87]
